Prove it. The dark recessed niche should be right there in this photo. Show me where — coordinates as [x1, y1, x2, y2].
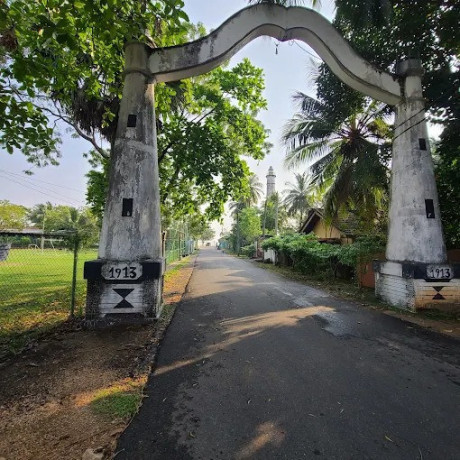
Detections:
[419, 138, 427, 151]
[127, 114, 137, 128]
[425, 199, 435, 219]
[122, 198, 133, 217]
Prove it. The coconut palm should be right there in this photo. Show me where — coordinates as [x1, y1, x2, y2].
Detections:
[229, 174, 263, 216]
[283, 172, 314, 227]
[283, 92, 391, 220]
[246, 174, 263, 207]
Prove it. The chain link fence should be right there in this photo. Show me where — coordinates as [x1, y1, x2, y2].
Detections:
[0, 227, 195, 353]
[164, 225, 195, 265]
[0, 231, 97, 352]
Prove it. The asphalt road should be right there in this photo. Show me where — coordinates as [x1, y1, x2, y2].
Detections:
[117, 248, 460, 459]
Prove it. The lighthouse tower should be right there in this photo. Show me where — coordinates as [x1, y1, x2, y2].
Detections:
[266, 166, 276, 198]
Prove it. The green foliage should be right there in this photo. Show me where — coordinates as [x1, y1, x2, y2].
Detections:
[313, 1, 459, 240]
[158, 58, 269, 221]
[43, 205, 99, 248]
[27, 202, 53, 228]
[283, 173, 313, 227]
[435, 122, 460, 249]
[1, 0, 190, 163]
[283, 93, 391, 222]
[262, 233, 384, 278]
[0, 200, 28, 229]
[238, 207, 261, 243]
[240, 244, 256, 258]
[86, 59, 270, 223]
[261, 193, 288, 234]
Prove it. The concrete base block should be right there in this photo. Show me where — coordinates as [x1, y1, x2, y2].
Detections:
[84, 258, 165, 326]
[375, 261, 460, 312]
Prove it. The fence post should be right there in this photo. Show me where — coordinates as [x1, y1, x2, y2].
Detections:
[70, 235, 79, 318]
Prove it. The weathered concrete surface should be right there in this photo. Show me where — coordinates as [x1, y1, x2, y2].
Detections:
[85, 43, 164, 321]
[99, 43, 162, 261]
[386, 60, 446, 264]
[148, 5, 401, 106]
[117, 248, 460, 459]
[376, 59, 454, 310]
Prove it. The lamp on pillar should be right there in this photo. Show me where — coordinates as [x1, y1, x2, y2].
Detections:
[84, 43, 165, 326]
[374, 58, 460, 312]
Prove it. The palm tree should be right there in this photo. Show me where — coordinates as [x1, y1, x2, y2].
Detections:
[246, 174, 263, 207]
[283, 172, 314, 227]
[283, 92, 391, 220]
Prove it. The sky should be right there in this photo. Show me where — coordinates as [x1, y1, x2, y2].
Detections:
[0, 0, 336, 217]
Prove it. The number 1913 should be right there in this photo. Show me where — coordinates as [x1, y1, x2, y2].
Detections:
[108, 266, 137, 279]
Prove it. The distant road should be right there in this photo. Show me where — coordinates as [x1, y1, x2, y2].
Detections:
[117, 247, 460, 459]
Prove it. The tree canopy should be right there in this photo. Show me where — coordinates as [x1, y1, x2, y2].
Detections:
[1, 0, 190, 165]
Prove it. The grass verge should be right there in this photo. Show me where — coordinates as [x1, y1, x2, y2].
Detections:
[0, 249, 97, 355]
[90, 378, 145, 420]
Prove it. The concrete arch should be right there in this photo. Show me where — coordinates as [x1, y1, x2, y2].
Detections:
[147, 5, 402, 105]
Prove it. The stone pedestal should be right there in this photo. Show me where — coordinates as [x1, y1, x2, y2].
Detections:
[375, 261, 460, 312]
[84, 43, 164, 326]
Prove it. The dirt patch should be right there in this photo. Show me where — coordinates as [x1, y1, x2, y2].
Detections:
[0, 256, 196, 460]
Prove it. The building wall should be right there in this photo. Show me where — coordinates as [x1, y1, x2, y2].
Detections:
[312, 220, 342, 239]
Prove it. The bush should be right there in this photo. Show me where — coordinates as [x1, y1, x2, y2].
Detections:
[261, 234, 385, 280]
[241, 244, 256, 258]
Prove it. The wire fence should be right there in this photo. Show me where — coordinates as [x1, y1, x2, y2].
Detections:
[0, 228, 195, 352]
[164, 227, 195, 265]
[0, 231, 96, 352]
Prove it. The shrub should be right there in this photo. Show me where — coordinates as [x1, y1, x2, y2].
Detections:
[241, 244, 256, 258]
[261, 233, 385, 280]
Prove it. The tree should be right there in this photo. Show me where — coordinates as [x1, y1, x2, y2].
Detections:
[200, 227, 215, 243]
[283, 92, 391, 222]
[261, 192, 289, 235]
[28, 202, 53, 228]
[0, 200, 28, 229]
[44, 205, 99, 248]
[435, 123, 460, 249]
[1, 0, 190, 165]
[87, 59, 270, 223]
[283, 172, 314, 227]
[231, 207, 261, 250]
[246, 174, 264, 207]
[312, 0, 459, 239]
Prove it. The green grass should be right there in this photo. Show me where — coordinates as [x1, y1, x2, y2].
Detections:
[90, 380, 144, 419]
[0, 248, 97, 354]
[164, 254, 193, 281]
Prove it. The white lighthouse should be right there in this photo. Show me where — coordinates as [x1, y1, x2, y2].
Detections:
[266, 166, 276, 198]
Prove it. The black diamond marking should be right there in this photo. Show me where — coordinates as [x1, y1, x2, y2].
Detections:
[114, 288, 134, 309]
[433, 293, 445, 300]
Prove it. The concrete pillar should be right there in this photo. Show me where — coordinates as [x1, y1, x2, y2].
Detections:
[375, 59, 460, 312]
[84, 43, 165, 325]
[386, 59, 446, 263]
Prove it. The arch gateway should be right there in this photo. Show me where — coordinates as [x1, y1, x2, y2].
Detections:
[84, 4, 460, 324]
